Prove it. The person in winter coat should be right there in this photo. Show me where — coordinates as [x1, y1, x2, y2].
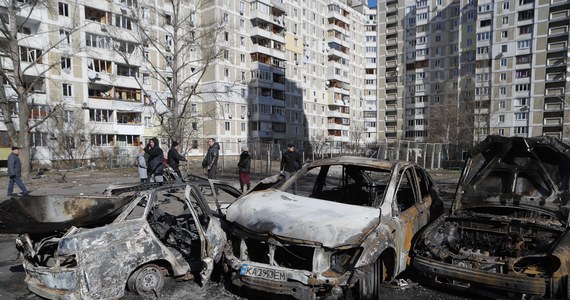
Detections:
[237, 146, 251, 193]
[144, 137, 165, 182]
[167, 141, 187, 182]
[7, 146, 30, 196]
[280, 143, 302, 194]
[204, 138, 219, 179]
[136, 146, 148, 182]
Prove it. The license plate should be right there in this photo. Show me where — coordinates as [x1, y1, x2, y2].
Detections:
[240, 264, 286, 282]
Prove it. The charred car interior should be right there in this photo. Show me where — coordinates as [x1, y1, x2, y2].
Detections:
[15, 179, 240, 300]
[412, 135, 570, 299]
[222, 156, 443, 300]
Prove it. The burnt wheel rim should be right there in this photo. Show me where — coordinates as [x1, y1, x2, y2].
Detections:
[134, 264, 164, 294]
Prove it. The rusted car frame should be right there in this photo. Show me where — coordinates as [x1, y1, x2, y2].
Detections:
[222, 156, 443, 299]
[16, 180, 241, 300]
[412, 135, 570, 299]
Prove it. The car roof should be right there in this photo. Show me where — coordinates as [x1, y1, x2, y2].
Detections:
[305, 156, 413, 170]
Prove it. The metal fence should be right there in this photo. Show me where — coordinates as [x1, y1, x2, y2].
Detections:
[49, 141, 469, 174]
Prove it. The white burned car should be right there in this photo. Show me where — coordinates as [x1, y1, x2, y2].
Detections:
[16, 180, 240, 300]
[222, 156, 443, 299]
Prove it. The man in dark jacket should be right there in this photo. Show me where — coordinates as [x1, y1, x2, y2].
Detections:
[144, 137, 164, 182]
[281, 143, 302, 194]
[167, 141, 187, 181]
[205, 138, 219, 179]
[7, 146, 30, 196]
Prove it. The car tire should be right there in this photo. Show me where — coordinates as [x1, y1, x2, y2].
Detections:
[349, 256, 388, 300]
[127, 263, 165, 296]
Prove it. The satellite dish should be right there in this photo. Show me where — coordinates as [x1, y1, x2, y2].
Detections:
[325, 80, 330, 86]
[87, 69, 98, 81]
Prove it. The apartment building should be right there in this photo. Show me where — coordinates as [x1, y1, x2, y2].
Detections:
[377, 0, 570, 145]
[1, 0, 378, 164]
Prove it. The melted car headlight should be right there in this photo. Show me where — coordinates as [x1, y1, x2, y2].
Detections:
[330, 248, 361, 274]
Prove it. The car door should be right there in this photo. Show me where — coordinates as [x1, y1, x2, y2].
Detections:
[392, 166, 424, 271]
[185, 184, 228, 282]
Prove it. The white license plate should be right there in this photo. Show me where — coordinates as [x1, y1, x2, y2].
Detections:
[240, 264, 286, 282]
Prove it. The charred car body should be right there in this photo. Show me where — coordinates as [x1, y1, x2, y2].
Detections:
[16, 179, 240, 300]
[412, 135, 570, 298]
[222, 156, 443, 299]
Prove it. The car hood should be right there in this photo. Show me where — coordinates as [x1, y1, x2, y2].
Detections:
[225, 189, 381, 248]
[453, 135, 570, 216]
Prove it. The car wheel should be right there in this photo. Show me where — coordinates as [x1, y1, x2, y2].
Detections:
[127, 264, 165, 296]
[349, 256, 388, 300]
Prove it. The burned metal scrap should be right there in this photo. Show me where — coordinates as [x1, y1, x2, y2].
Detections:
[412, 135, 570, 299]
[15, 180, 241, 300]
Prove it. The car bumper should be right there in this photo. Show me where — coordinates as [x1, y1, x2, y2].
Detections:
[225, 255, 348, 300]
[413, 256, 546, 296]
[23, 260, 81, 300]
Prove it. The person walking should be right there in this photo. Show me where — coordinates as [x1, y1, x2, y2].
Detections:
[281, 143, 302, 194]
[7, 146, 30, 196]
[136, 146, 148, 182]
[167, 141, 187, 182]
[204, 138, 219, 179]
[144, 137, 165, 183]
[237, 146, 251, 193]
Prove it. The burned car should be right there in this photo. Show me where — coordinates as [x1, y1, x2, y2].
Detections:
[16, 179, 241, 300]
[412, 135, 570, 298]
[222, 156, 443, 299]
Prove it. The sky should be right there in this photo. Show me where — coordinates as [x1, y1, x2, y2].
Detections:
[369, 0, 377, 7]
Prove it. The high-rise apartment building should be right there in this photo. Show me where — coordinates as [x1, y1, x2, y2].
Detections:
[377, 0, 570, 145]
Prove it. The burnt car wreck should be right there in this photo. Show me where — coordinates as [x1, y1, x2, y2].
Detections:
[222, 156, 443, 299]
[412, 135, 570, 299]
[15, 179, 240, 300]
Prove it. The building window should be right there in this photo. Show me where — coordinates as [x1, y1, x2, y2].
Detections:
[225, 121, 230, 131]
[58, 2, 69, 16]
[59, 29, 70, 45]
[20, 47, 43, 63]
[498, 128, 505, 135]
[517, 40, 531, 49]
[500, 73, 506, 80]
[142, 73, 150, 85]
[62, 83, 72, 97]
[503, 2, 509, 10]
[61, 56, 71, 72]
[499, 87, 506, 95]
[499, 101, 505, 108]
[515, 112, 527, 120]
[89, 109, 113, 122]
[500, 58, 507, 66]
[514, 98, 528, 106]
[514, 127, 527, 134]
[499, 115, 505, 122]
[30, 132, 48, 147]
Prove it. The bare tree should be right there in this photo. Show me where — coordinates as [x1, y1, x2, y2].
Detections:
[349, 121, 366, 155]
[0, 0, 83, 178]
[45, 107, 91, 168]
[108, 0, 229, 151]
[428, 100, 474, 159]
